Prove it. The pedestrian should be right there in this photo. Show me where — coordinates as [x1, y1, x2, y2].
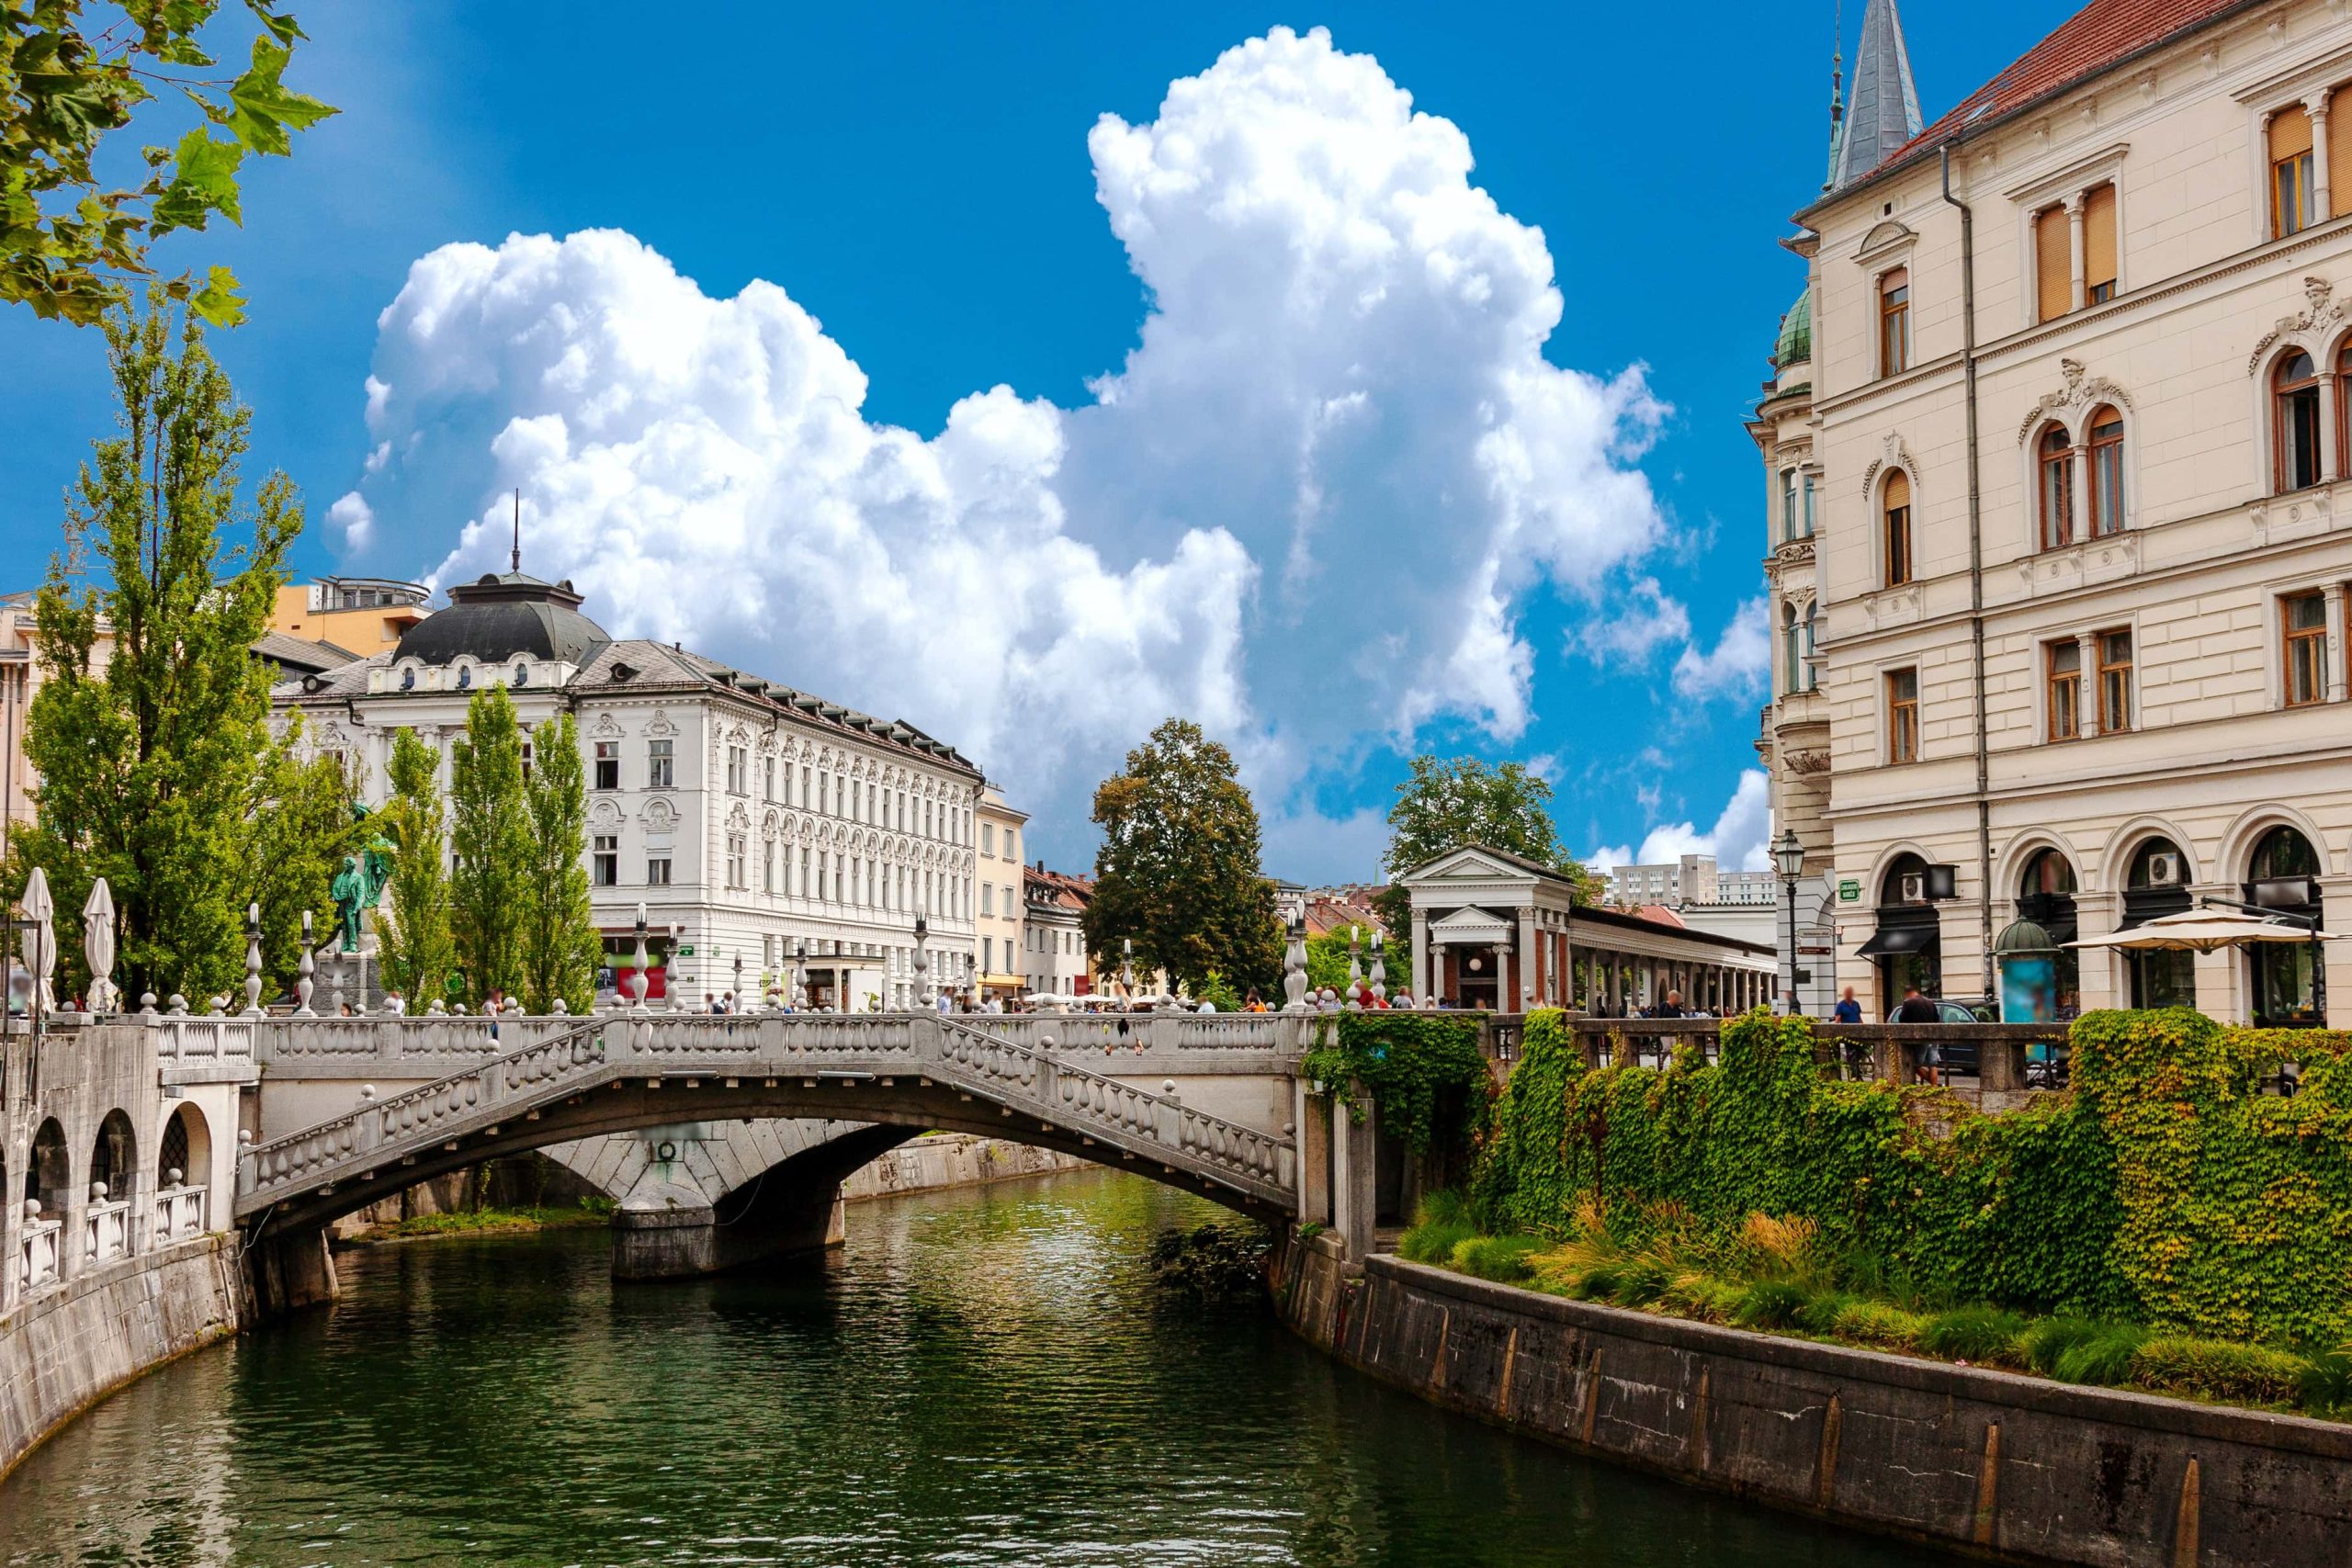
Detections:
[384, 987, 406, 1016]
[1832, 986, 1863, 1024]
[1654, 989, 1689, 1019]
[706, 991, 723, 1015]
[1889, 983, 1941, 1085]
[1243, 988, 1265, 1012]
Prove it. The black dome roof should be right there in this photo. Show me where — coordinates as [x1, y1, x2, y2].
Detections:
[396, 573, 608, 666]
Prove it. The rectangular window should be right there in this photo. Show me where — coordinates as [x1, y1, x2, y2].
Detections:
[981, 822, 995, 855]
[593, 835, 618, 887]
[2273, 106, 2316, 238]
[2034, 205, 2071, 321]
[983, 936, 994, 973]
[1887, 668, 1919, 763]
[981, 883, 994, 916]
[800, 846, 810, 896]
[763, 840, 777, 894]
[2046, 641, 2082, 741]
[1879, 269, 1909, 375]
[1005, 830, 1017, 863]
[818, 770, 830, 813]
[764, 757, 776, 801]
[2097, 628, 2133, 733]
[799, 764, 810, 807]
[1780, 469, 1797, 540]
[2285, 592, 2328, 706]
[727, 833, 746, 888]
[1801, 471, 1815, 536]
[647, 856, 672, 886]
[2084, 184, 2118, 303]
[727, 746, 747, 795]
[594, 741, 619, 791]
[648, 739, 673, 789]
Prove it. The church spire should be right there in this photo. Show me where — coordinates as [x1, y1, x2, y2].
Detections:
[1829, 0, 1922, 190]
[1823, 29, 1845, 194]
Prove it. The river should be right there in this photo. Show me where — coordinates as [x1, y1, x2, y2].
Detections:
[0, 1169, 1951, 1565]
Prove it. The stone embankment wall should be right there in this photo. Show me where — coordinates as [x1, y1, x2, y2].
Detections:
[842, 1134, 1085, 1201]
[1274, 1238, 2352, 1568]
[0, 1235, 244, 1483]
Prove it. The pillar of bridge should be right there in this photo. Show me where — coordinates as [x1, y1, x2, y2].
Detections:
[1329, 1091, 1377, 1262]
[246, 1227, 338, 1318]
[1294, 1078, 1333, 1230]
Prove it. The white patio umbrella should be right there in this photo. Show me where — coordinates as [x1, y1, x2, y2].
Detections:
[2066, 907, 2340, 953]
[20, 865, 55, 1012]
[82, 877, 117, 1012]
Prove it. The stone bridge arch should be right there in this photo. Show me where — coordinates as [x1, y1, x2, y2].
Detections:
[236, 1015, 1297, 1311]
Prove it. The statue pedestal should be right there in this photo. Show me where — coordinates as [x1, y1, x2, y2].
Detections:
[315, 931, 385, 1015]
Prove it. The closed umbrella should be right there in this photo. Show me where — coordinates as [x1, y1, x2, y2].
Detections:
[2066, 907, 2340, 953]
[82, 877, 117, 1012]
[20, 865, 55, 1013]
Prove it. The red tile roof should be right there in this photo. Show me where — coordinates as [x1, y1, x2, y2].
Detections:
[1871, 0, 2257, 191]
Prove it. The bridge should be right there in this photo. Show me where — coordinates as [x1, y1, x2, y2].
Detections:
[231, 1010, 1353, 1307]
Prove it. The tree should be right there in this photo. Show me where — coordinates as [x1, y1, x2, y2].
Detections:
[1081, 718, 1283, 996]
[1375, 755, 1602, 930]
[10, 299, 301, 1001]
[448, 685, 529, 1006]
[2, 1, 336, 325]
[377, 728, 454, 1006]
[1306, 927, 1390, 995]
[518, 712, 598, 1015]
[247, 719, 356, 989]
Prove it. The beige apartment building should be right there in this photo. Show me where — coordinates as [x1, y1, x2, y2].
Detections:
[974, 784, 1028, 1002]
[270, 576, 430, 653]
[1763, 0, 2352, 1027]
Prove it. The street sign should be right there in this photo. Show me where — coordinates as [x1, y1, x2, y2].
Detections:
[1838, 879, 1860, 903]
[676, 944, 696, 956]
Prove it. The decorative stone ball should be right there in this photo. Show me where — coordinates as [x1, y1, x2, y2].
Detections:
[166, 994, 187, 1015]
[1163, 1079, 1177, 1095]
[139, 992, 158, 1014]
[164, 1168, 184, 1188]
[89, 1181, 107, 1201]
[237, 1130, 252, 1146]
[21, 1198, 38, 1220]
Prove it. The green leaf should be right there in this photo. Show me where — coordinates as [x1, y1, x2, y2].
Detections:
[223, 35, 337, 158]
[243, 0, 309, 47]
[151, 129, 245, 234]
[188, 265, 247, 328]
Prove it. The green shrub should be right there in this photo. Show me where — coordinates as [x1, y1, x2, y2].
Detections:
[2298, 1347, 2352, 1416]
[1795, 1292, 1855, 1336]
[1453, 1235, 1545, 1284]
[2018, 1316, 2145, 1385]
[1732, 1279, 1812, 1331]
[1609, 1258, 1673, 1308]
[2132, 1337, 2308, 1405]
[1919, 1306, 2029, 1365]
[1398, 1219, 1477, 1266]
[1831, 1300, 1928, 1349]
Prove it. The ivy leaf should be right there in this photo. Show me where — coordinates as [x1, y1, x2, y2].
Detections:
[151, 129, 245, 234]
[222, 35, 338, 158]
[188, 265, 247, 328]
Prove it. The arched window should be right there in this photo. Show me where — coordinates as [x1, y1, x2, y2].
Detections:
[2086, 407, 2124, 537]
[2123, 837, 2196, 1009]
[2276, 351, 2322, 492]
[1880, 270, 1910, 375]
[89, 1109, 136, 1201]
[27, 1117, 67, 1213]
[456, 664, 473, 692]
[2247, 826, 2324, 1027]
[2335, 343, 2352, 478]
[2037, 423, 2075, 549]
[1883, 469, 1913, 587]
[2023, 848, 2079, 897]
[1781, 602, 1803, 694]
[1803, 604, 1820, 690]
[399, 666, 416, 692]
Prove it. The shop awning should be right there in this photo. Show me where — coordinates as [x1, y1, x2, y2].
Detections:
[1856, 908, 1940, 958]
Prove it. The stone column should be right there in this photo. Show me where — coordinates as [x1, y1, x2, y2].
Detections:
[2074, 891, 2120, 1013]
[2189, 884, 2240, 1022]
[2311, 92, 2335, 224]
[2078, 634, 2101, 737]
[2065, 190, 2087, 311]
[1410, 908, 1430, 1003]
[1295, 1077, 1333, 1229]
[2322, 874, 2352, 1029]
[1330, 1090, 1377, 1262]
[1515, 907, 1538, 1012]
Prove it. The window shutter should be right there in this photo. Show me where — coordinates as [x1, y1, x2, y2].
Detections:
[2083, 185, 2118, 296]
[2334, 90, 2352, 216]
[1885, 468, 1909, 511]
[2035, 206, 2071, 321]
[2272, 105, 2314, 162]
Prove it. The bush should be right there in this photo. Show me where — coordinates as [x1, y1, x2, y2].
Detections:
[1795, 1292, 1855, 1336]
[1831, 1300, 1928, 1349]
[1453, 1235, 1545, 1284]
[1397, 1192, 1479, 1266]
[2018, 1317, 2146, 1386]
[2299, 1347, 2352, 1416]
[1919, 1306, 2030, 1365]
[1609, 1257, 1673, 1308]
[2132, 1336, 2308, 1406]
[1732, 1279, 1813, 1331]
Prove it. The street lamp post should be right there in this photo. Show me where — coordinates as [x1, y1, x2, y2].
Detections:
[1773, 829, 1806, 1016]
[912, 908, 931, 1009]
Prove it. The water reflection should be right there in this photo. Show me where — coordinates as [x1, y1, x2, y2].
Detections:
[2, 1170, 1951, 1566]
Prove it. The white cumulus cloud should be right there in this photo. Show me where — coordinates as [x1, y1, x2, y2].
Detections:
[1587, 769, 1772, 876]
[330, 27, 1668, 875]
[1670, 597, 1770, 703]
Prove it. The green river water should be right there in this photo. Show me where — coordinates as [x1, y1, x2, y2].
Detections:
[0, 1168, 1952, 1566]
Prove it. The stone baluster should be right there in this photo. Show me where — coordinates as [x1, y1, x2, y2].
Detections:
[629, 903, 650, 1012]
[242, 902, 264, 1016]
[295, 910, 317, 1016]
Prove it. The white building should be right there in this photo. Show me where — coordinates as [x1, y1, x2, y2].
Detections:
[273, 570, 983, 1010]
[1763, 0, 2352, 1026]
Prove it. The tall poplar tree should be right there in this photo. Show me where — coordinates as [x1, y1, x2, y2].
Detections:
[248, 724, 359, 989]
[1081, 718, 1283, 995]
[378, 728, 455, 1006]
[11, 299, 302, 1000]
[518, 713, 598, 1014]
[447, 684, 529, 1006]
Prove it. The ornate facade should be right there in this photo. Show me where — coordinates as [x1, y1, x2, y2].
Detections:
[1768, 0, 2352, 1024]
[273, 571, 986, 1010]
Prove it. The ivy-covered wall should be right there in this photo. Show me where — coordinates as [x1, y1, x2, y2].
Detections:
[1302, 1013, 1489, 1181]
[1471, 1008, 2352, 1345]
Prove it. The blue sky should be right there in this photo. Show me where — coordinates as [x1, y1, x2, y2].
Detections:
[0, 1, 2079, 882]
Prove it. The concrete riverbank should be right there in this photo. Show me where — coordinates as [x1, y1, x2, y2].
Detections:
[1273, 1235, 2352, 1567]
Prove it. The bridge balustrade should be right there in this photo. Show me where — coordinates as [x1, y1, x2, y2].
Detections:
[17, 1211, 61, 1295]
[154, 1183, 208, 1243]
[149, 1015, 256, 1065]
[1560, 1018, 2073, 1106]
[82, 1197, 130, 1266]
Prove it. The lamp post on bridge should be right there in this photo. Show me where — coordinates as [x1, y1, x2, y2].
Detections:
[1773, 829, 1806, 1017]
[912, 908, 932, 1010]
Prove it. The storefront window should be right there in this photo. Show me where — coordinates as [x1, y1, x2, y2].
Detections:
[2247, 826, 2324, 1027]
[2124, 838, 2195, 1008]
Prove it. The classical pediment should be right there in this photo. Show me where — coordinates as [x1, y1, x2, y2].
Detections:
[1429, 906, 1514, 944]
[1405, 845, 1545, 886]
